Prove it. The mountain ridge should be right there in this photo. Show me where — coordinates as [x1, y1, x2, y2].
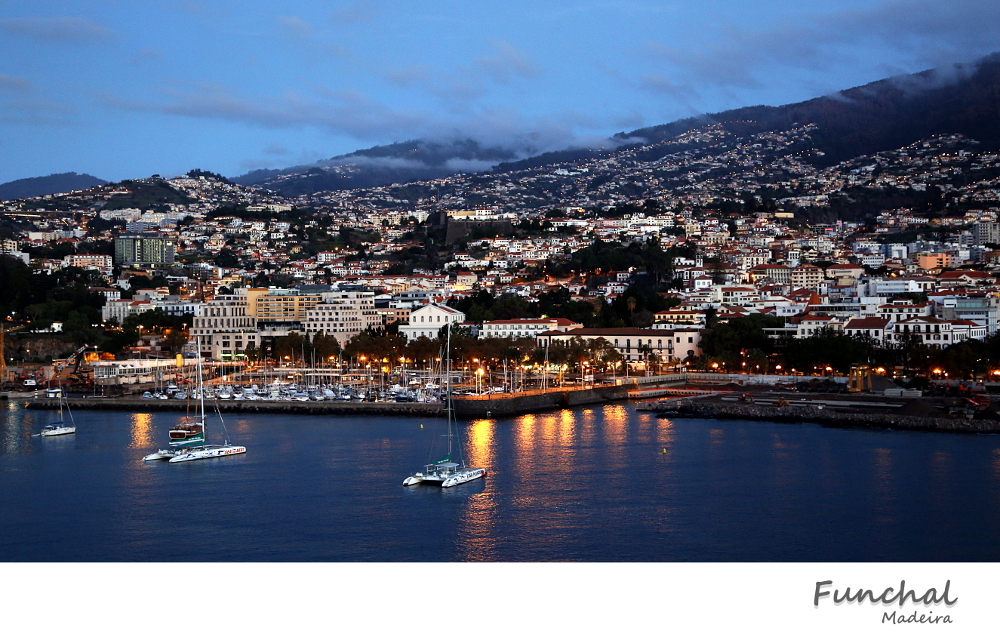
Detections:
[0, 172, 108, 201]
[238, 52, 1000, 195]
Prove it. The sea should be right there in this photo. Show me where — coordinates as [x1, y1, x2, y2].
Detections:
[3, 398, 1000, 562]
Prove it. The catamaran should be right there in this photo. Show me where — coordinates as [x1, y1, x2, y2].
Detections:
[144, 338, 246, 462]
[403, 324, 486, 488]
[39, 383, 76, 437]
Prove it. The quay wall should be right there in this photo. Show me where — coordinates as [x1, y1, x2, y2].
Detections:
[656, 400, 1000, 434]
[453, 385, 628, 418]
[23, 386, 632, 419]
[25, 397, 443, 418]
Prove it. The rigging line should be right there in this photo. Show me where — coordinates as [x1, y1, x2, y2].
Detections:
[212, 395, 231, 445]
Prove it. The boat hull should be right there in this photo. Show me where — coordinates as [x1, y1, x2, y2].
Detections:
[403, 467, 486, 488]
[168, 445, 247, 463]
[40, 426, 76, 437]
[143, 448, 181, 461]
[442, 468, 486, 487]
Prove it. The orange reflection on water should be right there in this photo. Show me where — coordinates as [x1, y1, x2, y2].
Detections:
[456, 489, 499, 561]
[466, 419, 495, 470]
[656, 417, 675, 461]
[601, 404, 628, 447]
[128, 413, 154, 448]
[512, 413, 539, 481]
[557, 409, 577, 444]
[455, 419, 499, 561]
[539, 413, 560, 449]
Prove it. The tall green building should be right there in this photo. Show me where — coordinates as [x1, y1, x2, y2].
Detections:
[114, 233, 176, 266]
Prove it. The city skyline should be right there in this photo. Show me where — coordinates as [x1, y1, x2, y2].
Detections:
[2, 0, 999, 184]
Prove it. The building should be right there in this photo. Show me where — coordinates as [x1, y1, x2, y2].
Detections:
[398, 304, 466, 341]
[973, 221, 1000, 246]
[891, 316, 983, 346]
[536, 327, 704, 363]
[254, 288, 322, 325]
[114, 233, 176, 266]
[189, 289, 259, 360]
[64, 253, 113, 274]
[843, 317, 892, 343]
[304, 291, 381, 345]
[480, 318, 582, 340]
[790, 264, 824, 290]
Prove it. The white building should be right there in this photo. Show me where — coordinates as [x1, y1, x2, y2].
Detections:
[304, 291, 381, 345]
[190, 290, 257, 360]
[398, 304, 466, 341]
[480, 318, 582, 340]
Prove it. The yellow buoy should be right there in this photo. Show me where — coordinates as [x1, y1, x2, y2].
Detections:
[420, 424, 424, 429]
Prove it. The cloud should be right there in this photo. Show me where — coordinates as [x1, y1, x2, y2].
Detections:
[473, 42, 542, 84]
[277, 16, 314, 38]
[331, 1, 381, 24]
[381, 42, 542, 106]
[382, 65, 431, 88]
[101, 82, 623, 168]
[0, 97, 76, 125]
[0, 74, 33, 92]
[274, 15, 351, 60]
[0, 17, 113, 43]
[263, 144, 290, 156]
[638, 0, 1000, 106]
[101, 82, 429, 140]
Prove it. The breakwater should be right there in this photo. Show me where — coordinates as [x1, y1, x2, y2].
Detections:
[25, 396, 443, 417]
[654, 400, 1000, 434]
[452, 385, 629, 418]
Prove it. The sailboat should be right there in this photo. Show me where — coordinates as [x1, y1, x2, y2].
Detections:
[403, 324, 486, 488]
[39, 383, 76, 437]
[144, 338, 246, 462]
[167, 377, 205, 446]
[168, 338, 246, 463]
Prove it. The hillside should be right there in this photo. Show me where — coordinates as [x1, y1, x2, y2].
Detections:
[0, 172, 108, 201]
[619, 53, 1000, 168]
[241, 52, 1000, 195]
[232, 139, 519, 195]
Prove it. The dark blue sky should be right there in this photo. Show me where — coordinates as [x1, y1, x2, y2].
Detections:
[1, 0, 998, 183]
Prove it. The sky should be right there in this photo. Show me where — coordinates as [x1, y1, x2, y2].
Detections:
[1, 0, 999, 184]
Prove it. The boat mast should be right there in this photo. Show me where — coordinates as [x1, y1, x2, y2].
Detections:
[445, 323, 452, 459]
[197, 336, 205, 424]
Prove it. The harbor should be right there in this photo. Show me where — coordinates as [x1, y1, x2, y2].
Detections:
[17, 370, 1000, 428]
[5, 400, 1000, 562]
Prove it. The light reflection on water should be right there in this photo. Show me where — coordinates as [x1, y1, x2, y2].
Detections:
[457, 419, 498, 561]
[127, 413, 154, 449]
[3, 401, 35, 455]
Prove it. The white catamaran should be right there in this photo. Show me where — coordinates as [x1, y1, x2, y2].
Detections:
[39, 383, 76, 437]
[403, 324, 486, 488]
[144, 338, 246, 462]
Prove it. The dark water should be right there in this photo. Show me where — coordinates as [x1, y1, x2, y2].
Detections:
[3, 399, 1000, 561]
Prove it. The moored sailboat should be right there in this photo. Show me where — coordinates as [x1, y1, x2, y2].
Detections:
[39, 383, 76, 437]
[168, 339, 246, 463]
[144, 338, 246, 462]
[403, 324, 486, 488]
